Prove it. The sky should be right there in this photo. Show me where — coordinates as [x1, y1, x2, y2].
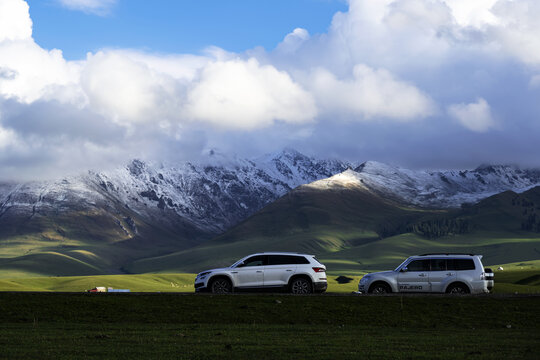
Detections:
[0, 0, 539, 180]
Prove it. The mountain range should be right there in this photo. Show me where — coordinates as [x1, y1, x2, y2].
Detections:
[1, 149, 540, 277]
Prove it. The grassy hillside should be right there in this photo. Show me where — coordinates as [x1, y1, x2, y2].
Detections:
[127, 186, 540, 274]
[0, 206, 210, 278]
[2, 181, 540, 278]
[127, 185, 437, 273]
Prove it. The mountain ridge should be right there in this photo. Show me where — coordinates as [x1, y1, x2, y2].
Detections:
[1, 149, 540, 276]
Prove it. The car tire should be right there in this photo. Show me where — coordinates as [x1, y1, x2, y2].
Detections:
[368, 282, 391, 294]
[210, 277, 232, 294]
[446, 283, 470, 294]
[290, 277, 313, 294]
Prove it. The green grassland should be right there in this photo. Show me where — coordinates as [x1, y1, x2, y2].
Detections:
[0, 273, 196, 292]
[0, 260, 538, 294]
[0, 293, 538, 359]
[0, 273, 361, 293]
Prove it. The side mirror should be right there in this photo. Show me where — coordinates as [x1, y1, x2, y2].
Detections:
[236, 262, 245, 268]
[400, 267, 408, 272]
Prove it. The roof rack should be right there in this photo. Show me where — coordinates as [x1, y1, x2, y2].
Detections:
[259, 252, 300, 254]
[419, 253, 476, 256]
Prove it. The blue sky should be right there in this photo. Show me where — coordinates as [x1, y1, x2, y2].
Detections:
[26, 0, 347, 60]
[0, 0, 540, 179]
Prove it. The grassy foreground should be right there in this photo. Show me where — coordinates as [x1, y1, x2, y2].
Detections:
[0, 293, 538, 359]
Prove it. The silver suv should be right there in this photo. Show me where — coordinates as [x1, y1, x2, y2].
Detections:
[194, 252, 327, 294]
[358, 253, 494, 294]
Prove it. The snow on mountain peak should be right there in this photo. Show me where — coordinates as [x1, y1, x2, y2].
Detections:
[347, 161, 540, 208]
[2, 150, 540, 237]
[305, 168, 368, 191]
[0, 149, 351, 235]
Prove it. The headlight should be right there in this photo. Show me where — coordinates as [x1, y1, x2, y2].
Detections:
[197, 271, 211, 278]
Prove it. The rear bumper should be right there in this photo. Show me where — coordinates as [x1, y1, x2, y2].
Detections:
[314, 281, 327, 293]
[470, 280, 492, 294]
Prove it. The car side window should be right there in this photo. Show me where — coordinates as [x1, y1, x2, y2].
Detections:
[447, 258, 475, 271]
[407, 259, 430, 271]
[430, 259, 446, 271]
[456, 259, 475, 270]
[268, 255, 292, 265]
[241, 255, 266, 267]
[267, 255, 309, 265]
[294, 256, 310, 264]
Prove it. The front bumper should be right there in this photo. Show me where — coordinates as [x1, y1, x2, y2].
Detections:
[194, 282, 208, 292]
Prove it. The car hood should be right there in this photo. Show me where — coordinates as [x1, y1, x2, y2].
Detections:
[365, 270, 395, 277]
[198, 267, 231, 275]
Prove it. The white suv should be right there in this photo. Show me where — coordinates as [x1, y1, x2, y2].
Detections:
[194, 252, 327, 294]
[358, 253, 494, 294]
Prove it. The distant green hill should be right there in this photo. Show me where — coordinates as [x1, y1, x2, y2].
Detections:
[127, 185, 540, 274]
[0, 205, 210, 278]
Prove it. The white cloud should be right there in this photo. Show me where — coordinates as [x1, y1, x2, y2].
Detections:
[444, 0, 498, 27]
[309, 64, 434, 121]
[275, 28, 310, 54]
[448, 98, 495, 132]
[57, 0, 117, 15]
[317, 0, 456, 72]
[0, 0, 32, 42]
[489, 0, 540, 65]
[0, 0, 81, 104]
[184, 58, 317, 130]
[81, 51, 178, 124]
[2, 0, 540, 178]
[0, 40, 82, 103]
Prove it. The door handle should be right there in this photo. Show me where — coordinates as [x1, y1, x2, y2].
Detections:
[446, 273, 454, 276]
[231, 271, 238, 274]
[286, 269, 293, 272]
[418, 273, 426, 277]
[256, 270, 263, 273]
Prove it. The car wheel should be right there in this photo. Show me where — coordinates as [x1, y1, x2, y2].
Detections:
[446, 283, 470, 294]
[210, 278, 232, 294]
[368, 282, 391, 294]
[290, 277, 312, 294]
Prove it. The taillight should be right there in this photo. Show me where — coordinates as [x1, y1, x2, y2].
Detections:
[312, 267, 326, 273]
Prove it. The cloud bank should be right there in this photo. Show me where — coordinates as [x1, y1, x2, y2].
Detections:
[0, 0, 540, 180]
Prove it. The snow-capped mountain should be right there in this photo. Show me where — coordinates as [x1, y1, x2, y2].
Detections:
[0, 149, 350, 235]
[2, 150, 540, 243]
[307, 161, 540, 208]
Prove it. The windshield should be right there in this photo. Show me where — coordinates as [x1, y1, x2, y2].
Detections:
[230, 258, 244, 268]
[394, 258, 410, 272]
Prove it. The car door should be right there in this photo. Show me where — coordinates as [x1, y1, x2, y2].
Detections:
[231, 255, 265, 288]
[429, 258, 455, 293]
[264, 255, 297, 287]
[397, 259, 430, 292]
